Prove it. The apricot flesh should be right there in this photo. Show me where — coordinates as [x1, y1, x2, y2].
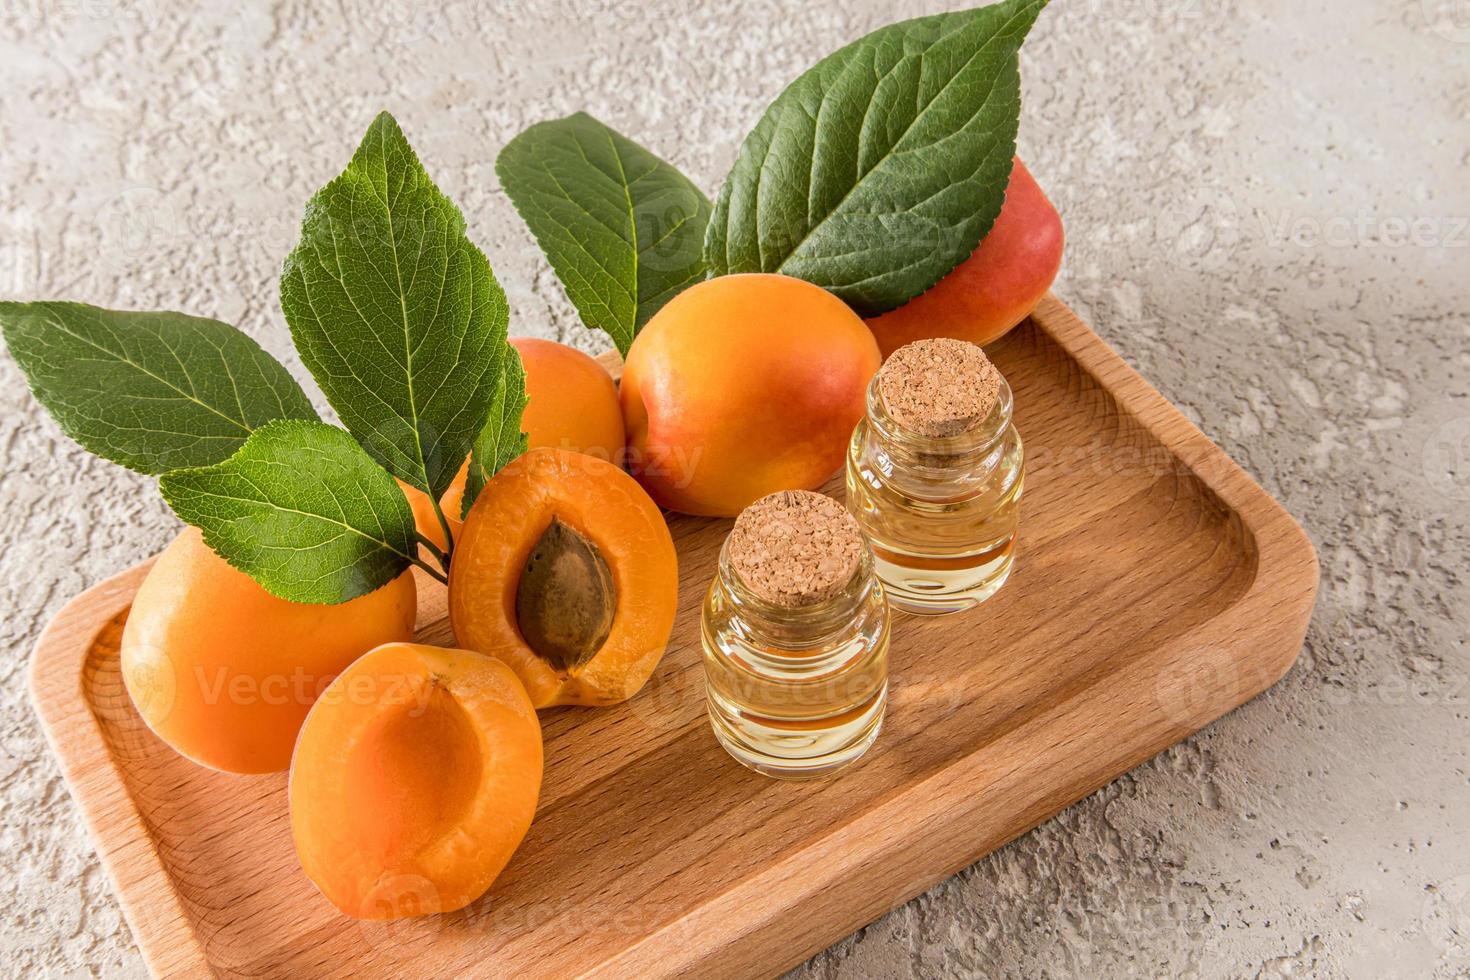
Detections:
[120, 528, 417, 774]
[621, 273, 881, 517]
[449, 447, 678, 708]
[403, 336, 627, 551]
[289, 642, 542, 920]
[865, 158, 1064, 356]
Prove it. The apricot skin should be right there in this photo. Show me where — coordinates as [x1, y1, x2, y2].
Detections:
[620, 273, 881, 517]
[509, 336, 626, 460]
[120, 528, 417, 774]
[289, 642, 542, 920]
[449, 448, 678, 708]
[865, 158, 1064, 357]
[404, 336, 626, 551]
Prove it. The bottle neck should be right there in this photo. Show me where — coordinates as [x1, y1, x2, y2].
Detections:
[714, 541, 878, 660]
[860, 370, 1015, 494]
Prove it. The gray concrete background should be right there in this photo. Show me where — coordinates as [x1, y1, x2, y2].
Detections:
[1, 0, 1466, 976]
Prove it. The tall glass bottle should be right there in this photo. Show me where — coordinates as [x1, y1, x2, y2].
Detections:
[702, 490, 890, 779]
[845, 339, 1025, 615]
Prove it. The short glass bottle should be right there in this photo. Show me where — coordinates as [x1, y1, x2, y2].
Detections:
[702, 491, 891, 780]
[845, 340, 1025, 615]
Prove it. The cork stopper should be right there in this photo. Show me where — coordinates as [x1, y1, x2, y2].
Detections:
[878, 338, 1001, 437]
[725, 490, 864, 608]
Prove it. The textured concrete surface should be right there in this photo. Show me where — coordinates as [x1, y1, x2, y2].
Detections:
[1, 1, 1466, 976]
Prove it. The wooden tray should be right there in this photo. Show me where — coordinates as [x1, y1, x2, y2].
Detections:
[30, 295, 1318, 979]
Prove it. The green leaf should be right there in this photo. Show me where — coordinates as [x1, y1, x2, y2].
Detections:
[462, 344, 528, 517]
[281, 111, 510, 500]
[0, 301, 317, 474]
[159, 420, 418, 604]
[497, 112, 713, 356]
[704, 0, 1047, 317]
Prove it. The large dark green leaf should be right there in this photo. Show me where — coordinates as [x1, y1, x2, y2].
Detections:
[0, 301, 317, 474]
[281, 111, 510, 500]
[160, 420, 418, 604]
[497, 112, 712, 355]
[704, 0, 1047, 316]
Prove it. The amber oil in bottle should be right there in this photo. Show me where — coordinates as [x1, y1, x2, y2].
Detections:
[845, 339, 1025, 615]
[702, 491, 891, 779]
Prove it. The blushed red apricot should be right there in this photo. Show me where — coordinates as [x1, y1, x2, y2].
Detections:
[865, 158, 1063, 356]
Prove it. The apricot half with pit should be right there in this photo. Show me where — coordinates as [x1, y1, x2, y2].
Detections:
[448, 447, 678, 708]
[289, 642, 542, 920]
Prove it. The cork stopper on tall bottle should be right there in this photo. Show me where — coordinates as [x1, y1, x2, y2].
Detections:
[877, 338, 1001, 437]
[725, 490, 864, 607]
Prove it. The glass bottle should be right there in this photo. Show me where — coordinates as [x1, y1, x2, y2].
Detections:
[701, 491, 891, 780]
[845, 340, 1025, 615]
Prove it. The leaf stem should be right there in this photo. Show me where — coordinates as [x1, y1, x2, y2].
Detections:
[429, 495, 456, 556]
[415, 531, 449, 568]
[410, 555, 449, 586]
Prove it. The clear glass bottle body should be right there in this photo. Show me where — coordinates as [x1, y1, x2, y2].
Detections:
[701, 545, 890, 780]
[845, 372, 1025, 615]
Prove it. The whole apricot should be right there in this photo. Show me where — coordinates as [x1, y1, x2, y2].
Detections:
[121, 528, 417, 774]
[449, 447, 678, 708]
[621, 273, 881, 517]
[290, 642, 542, 919]
[865, 158, 1063, 356]
[404, 336, 626, 551]
[509, 336, 626, 460]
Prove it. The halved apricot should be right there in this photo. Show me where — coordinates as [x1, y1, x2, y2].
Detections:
[289, 642, 542, 920]
[448, 447, 678, 708]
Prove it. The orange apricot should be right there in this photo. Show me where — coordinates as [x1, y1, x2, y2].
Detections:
[620, 273, 881, 517]
[865, 158, 1064, 356]
[120, 528, 417, 774]
[448, 447, 678, 708]
[289, 642, 542, 919]
[404, 337, 626, 551]
[510, 336, 626, 460]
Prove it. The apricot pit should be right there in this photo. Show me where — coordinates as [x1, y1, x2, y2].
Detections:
[515, 517, 617, 673]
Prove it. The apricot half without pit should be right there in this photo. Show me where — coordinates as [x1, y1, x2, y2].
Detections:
[289, 642, 542, 919]
[448, 447, 678, 708]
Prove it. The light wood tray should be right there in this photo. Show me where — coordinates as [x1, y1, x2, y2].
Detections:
[30, 295, 1318, 978]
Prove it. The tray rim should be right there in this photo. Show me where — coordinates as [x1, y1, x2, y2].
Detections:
[28, 293, 1319, 979]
